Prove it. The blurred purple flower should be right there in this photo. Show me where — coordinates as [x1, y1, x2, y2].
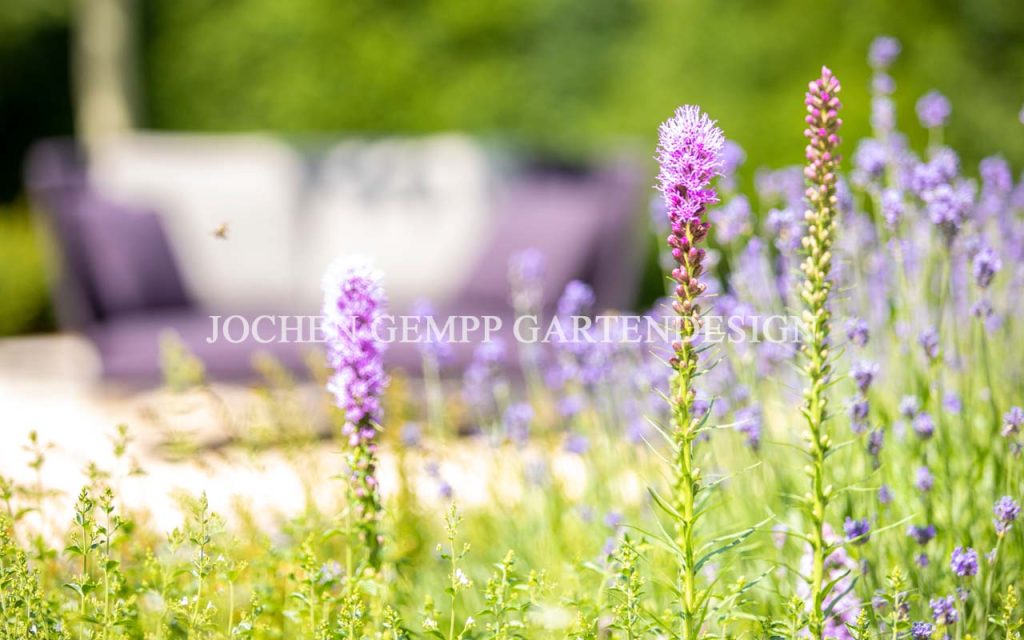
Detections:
[899, 395, 920, 419]
[994, 496, 1020, 535]
[907, 524, 936, 545]
[564, 432, 590, 455]
[980, 156, 1013, 195]
[915, 466, 934, 493]
[917, 91, 952, 128]
[400, 422, 423, 449]
[972, 247, 1002, 289]
[878, 484, 893, 505]
[503, 402, 533, 445]
[919, 329, 940, 362]
[930, 595, 958, 625]
[924, 181, 974, 241]
[872, 73, 895, 96]
[852, 139, 887, 187]
[717, 195, 752, 243]
[1002, 406, 1023, 437]
[846, 318, 869, 347]
[852, 361, 878, 393]
[911, 621, 935, 639]
[720, 140, 746, 191]
[849, 398, 870, 433]
[881, 189, 904, 228]
[734, 405, 762, 451]
[871, 96, 896, 134]
[411, 299, 453, 366]
[508, 248, 545, 313]
[868, 36, 901, 69]
[557, 280, 595, 318]
[943, 392, 961, 415]
[912, 412, 935, 439]
[843, 517, 871, 545]
[950, 546, 978, 577]
[868, 429, 884, 466]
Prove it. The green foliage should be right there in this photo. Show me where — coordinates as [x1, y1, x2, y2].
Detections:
[0, 206, 52, 336]
[141, 0, 1024, 170]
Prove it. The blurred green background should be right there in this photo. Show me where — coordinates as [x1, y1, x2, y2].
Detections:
[2, 0, 1023, 336]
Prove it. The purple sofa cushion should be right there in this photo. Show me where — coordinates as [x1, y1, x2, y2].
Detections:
[460, 170, 636, 313]
[75, 192, 190, 316]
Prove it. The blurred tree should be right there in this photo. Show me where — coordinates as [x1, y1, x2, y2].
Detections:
[72, 0, 140, 141]
[138, 0, 1024, 172]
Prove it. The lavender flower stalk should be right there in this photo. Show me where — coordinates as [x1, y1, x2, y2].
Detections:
[655, 104, 725, 639]
[799, 66, 843, 640]
[323, 257, 389, 568]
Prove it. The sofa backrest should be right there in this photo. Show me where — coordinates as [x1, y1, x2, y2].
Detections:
[88, 133, 498, 314]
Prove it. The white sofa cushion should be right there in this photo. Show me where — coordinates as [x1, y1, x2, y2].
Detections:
[89, 134, 303, 313]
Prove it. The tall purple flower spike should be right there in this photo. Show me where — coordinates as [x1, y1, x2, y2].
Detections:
[322, 255, 389, 567]
[655, 104, 724, 640]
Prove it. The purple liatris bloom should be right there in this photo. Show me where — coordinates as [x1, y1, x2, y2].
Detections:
[930, 596, 958, 625]
[323, 257, 389, 427]
[908, 524, 936, 545]
[915, 466, 934, 493]
[917, 91, 952, 129]
[655, 104, 724, 393]
[1003, 406, 1024, 437]
[656, 105, 725, 226]
[843, 517, 870, 544]
[911, 621, 935, 640]
[321, 256, 389, 566]
[950, 546, 979, 577]
[868, 35, 901, 69]
[851, 360, 878, 393]
[912, 412, 935, 439]
[972, 246, 1002, 289]
[994, 496, 1020, 535]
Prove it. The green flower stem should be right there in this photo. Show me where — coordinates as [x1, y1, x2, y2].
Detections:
[671, 222, 704, 640]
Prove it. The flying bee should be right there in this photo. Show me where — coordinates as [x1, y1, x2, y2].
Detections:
[212, 222, 230, 240]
